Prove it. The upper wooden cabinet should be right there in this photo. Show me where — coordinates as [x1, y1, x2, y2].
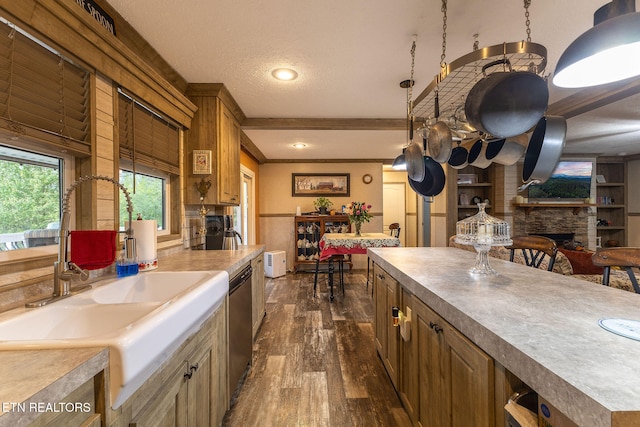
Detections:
[185, 84, 244, 205]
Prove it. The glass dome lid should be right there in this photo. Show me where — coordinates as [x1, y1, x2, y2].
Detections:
[455, 203, 512, 275]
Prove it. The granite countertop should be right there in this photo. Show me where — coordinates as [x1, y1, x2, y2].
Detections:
[0, 347, 108, 426]
[158, 245, 265, 276]
[0, 245, 265, 424]
[368, 246, 640, 427]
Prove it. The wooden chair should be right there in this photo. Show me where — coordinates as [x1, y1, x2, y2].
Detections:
[506, 235, 558, 271]
[389, 223, 401, 238]
[592, 247, 640, 294]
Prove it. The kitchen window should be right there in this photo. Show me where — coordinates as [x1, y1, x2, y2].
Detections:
[0, 144, 73, 252]
[118, 168, 170, 235]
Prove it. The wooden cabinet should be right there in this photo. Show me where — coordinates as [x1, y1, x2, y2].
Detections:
[373, 264, 400, 389]
[110, 301, 228, 427]
[32, 375, 103, 426]
[376, 267, 495, 427]
[294, 215, 351, 272]
[251, 253, 265, 340]
[596, 159, 627, 246]
[185, 84, 242, 206]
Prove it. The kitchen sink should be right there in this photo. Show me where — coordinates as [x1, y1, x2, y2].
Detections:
[0, 270, 229, 408]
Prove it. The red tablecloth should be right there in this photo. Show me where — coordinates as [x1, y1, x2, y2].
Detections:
[319, 232, 400, 261]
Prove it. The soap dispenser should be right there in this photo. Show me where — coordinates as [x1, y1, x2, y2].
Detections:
[116, 241, 139, 277]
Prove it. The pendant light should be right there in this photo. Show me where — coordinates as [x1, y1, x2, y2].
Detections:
[553, 0, 640, 88]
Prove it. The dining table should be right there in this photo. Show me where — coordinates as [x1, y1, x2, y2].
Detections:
[318, 232, 401, 300]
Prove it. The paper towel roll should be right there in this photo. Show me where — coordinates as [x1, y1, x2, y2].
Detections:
[130, 220, 158, 271]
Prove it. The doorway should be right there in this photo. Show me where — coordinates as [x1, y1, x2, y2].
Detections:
[234, 166, 256, 245]
[383, 182, 406, 246]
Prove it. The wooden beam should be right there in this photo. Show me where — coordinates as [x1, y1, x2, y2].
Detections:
[240, 131, 267, 164]
[241, 118, 406, 131]
[548, 77, 640, 119]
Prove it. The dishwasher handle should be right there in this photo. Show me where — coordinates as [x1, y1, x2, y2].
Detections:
[229, 265, 252, 294]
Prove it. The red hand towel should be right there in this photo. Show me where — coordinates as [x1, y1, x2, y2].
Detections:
[70, 230, 117, 270]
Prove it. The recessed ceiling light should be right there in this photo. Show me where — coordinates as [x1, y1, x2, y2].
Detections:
[272, 68, 298, 81]
[292, 143, 306, 149]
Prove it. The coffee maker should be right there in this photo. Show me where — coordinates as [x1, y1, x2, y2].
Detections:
[222, 214, 243, 250]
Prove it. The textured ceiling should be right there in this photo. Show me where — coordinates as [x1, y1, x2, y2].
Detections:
[106, 0, 640, 160]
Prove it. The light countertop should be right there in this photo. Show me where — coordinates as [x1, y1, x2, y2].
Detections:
[0, 245, 264, 424]
[368, 246, 640, 427]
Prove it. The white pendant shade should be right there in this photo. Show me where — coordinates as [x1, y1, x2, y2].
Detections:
[553, 10, 640, 88]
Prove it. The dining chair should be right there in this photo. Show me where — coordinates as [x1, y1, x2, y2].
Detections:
[313, 256, 345, 297]
[506, 235, 558, 271]
[591, 247, 640, 294]
[389, 223, 401, 238]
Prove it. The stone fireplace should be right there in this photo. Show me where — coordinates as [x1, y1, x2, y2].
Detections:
[513, 207, 595, 248]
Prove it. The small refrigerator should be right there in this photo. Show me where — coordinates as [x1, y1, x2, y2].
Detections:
[264, 251, 286, 278]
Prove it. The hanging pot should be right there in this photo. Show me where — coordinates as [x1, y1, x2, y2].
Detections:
[448, 140, 469, 169]
[408, 156, 446, 197]
[405, 140, 425, 182]
[467, 138, 492, 169]
[428, 121, 453, 163]
[485, 133, 529, 166]
[465, 58, 549, 139]
[520, 116, 567, 190]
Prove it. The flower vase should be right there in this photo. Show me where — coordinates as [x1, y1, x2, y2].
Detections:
[354, 221, 362, 236]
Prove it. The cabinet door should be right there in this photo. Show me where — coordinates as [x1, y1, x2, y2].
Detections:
[252, 254, 265, 339]
[130, 365, 188, 427]
[413, 296, 444, 427]
[218, 102, 240, 204]
[373, 264, 399, 388]
[440, 321, 494, 427]
[399, 289, 419, 424]
[187, 348, 212, 427]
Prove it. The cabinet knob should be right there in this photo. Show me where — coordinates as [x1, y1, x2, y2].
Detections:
[429, 322, 443, 334]
[184, 363, 199, 379]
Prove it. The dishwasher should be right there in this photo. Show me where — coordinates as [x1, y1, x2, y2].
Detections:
[228, 264, 253, 396]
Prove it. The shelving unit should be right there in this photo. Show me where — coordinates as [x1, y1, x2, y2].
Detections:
[454, 165, 495, 221]
[595, 159, 627, 246]
[294, 215, 351, 272]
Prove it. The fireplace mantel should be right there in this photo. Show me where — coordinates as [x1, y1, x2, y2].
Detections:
[513, 203, 595, 215]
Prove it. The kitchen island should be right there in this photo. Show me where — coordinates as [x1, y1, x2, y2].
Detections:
[368, 247, 640, 427]
[0, 245, 264, 427]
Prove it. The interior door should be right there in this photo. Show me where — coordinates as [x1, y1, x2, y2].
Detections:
[234, 165, 256, 245]
[383, 182, 406, 245]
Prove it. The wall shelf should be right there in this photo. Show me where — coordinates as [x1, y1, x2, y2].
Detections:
[513, 203, 594, 215]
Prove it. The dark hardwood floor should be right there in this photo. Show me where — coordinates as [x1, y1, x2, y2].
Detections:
[223, 270, 411, 426]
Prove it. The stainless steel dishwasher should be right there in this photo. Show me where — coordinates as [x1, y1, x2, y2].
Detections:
[228, 264, 252, 395]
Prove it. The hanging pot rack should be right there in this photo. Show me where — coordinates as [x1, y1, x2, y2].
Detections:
[412, 40, 548, 123]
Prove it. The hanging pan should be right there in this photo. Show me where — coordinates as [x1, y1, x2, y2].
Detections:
[485, 133, 529, 165]
[408, 136, 446, 198]
[405, 117, 426, 182]
[427, 92, 453, 163]
[448, 139, 469, 169]
[519, 116, 567, 191]
[465, 58, 548, 138]
[467, 138, 492, 169]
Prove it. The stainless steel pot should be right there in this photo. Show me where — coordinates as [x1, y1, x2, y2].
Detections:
[485, 134, 528, 166]
[467, 139, 492, 169]
[465, 59, 549, 138]
[448, 140, 469, 169]
[520, 116, 567, 190]
[405, 140, 425, 182]
[428, 121, 453, 163]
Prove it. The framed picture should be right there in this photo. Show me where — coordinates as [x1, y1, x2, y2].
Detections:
[292, 173, 350, 197]
[193, 150, 212, 175]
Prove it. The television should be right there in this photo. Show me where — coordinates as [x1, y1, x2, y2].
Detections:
[528, 161, 593, 200]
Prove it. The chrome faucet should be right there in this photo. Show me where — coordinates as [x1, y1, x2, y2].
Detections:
[26, 175, 135, 308]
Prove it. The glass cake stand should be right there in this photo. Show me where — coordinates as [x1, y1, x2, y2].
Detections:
[455, 203, 512, 275]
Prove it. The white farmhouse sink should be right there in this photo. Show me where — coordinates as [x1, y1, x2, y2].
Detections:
[0, 270, 229, 408]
